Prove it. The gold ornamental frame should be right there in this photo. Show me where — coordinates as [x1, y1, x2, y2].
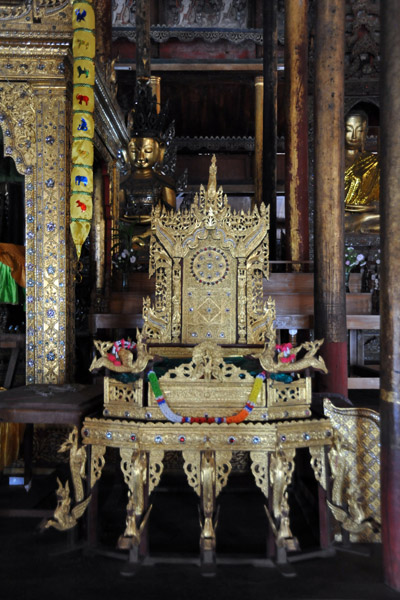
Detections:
[0, 1, 128, 383]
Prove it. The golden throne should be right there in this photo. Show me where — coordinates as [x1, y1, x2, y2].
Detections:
[45, 156, 381, 573]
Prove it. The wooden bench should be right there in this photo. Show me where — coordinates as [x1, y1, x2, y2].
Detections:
[0, 383, 103, 517]
[0, 333, 25, 389]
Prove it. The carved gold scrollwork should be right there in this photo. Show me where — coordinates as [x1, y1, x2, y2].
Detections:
[171, 257, 181, 341]
[148, 449, 165, 494]
[215, 450, 232, 497]
[90, 445, 106, 487]
[237, 257, 247, 344]
[161, 341, 253, 384]
[0, 82, 36, 171]
[182, 450, 201, 496]
[250, 450, 269, 499]
[309, 446, 327, 491]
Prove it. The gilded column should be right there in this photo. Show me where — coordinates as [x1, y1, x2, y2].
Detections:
[0, 48, 73, 384]
[313, 0, 347, 396]
[380, 2, 400, 591]
[29, 81, 73, 383]
[284, 0, 309, 267]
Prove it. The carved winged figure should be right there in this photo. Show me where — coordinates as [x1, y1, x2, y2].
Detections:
[327, 499, 380, 535]
[89, 330, 153, 374]
[41, 478, 92, 531]
[255, 338, 328, 374]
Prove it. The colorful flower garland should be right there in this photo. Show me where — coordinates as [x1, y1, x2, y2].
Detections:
[107, 338, 137, 366]
[276, 342, 295, 363]
[147, 370, 266, 424]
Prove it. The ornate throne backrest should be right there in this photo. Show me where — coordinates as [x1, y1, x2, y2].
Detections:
[142, 155, 274, 347]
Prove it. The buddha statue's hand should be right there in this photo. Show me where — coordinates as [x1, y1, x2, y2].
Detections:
[131, 229, 152, 250]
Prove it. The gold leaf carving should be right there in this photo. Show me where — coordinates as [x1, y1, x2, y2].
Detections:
[0, 82, 36, 169]
[250, 450, 269, 499]
[215, 450, 232, 496]
[309, 446, 327, 490]
[91, 446, 106, 487]
[149, 450, 165, 494]
[182, 450, 201, 496]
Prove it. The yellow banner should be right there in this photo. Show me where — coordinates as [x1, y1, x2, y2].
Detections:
[74, 86, 94, 113]
[74, 59, 95, 86]
[72, 3, 95, 30]
[71, 139, 94, 166]
[72, 112, 94, 138]
[71, 166, 93, 193]
[72, 30, 95, 59]
[70, 220, 91, 260]
[71, 193, 93, 220]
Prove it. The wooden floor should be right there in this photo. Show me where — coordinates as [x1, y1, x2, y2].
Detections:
[0, 466, 397, 600]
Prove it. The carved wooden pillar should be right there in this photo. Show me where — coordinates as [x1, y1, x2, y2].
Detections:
[313, 0, 347, 396]
[380, 2, 400, 592]
[284, 0, 309, 268]
[263, 0, 277, 259]
[136, 0, 151, 80]
[254, 76, 264, 208]
[95, 0, 112, 67]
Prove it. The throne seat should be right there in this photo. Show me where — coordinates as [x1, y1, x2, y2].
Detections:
[50, 156, 365, 573]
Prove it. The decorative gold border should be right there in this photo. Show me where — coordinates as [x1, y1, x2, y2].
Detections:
[0, 47, 73, 383]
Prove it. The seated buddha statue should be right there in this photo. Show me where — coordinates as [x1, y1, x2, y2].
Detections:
[119, 79, 176, 248]
[344, 110, 380, 234]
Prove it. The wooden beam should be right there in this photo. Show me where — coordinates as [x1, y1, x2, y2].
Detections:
[347, 377, 380, 390]
[380, 1, 400, 591]
[263, 0, 278, 259]
[284, 0, 309, 266]
[313, 0, 347, 396]
[115, 62, 264, 72]
[136, 0, 151, 79]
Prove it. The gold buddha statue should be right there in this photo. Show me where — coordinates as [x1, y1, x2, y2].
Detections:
[119, 80, 176, 247]
[344, 110, 380, 234]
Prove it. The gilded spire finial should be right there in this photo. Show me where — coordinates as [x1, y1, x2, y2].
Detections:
[207, 155, 217, 196]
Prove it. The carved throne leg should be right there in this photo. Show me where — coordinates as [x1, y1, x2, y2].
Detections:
[118, 450, 150, 573]
[267, 448, 298, 571]
[117, 449, 165, 575]
[200, 449, 217, 573]
[183, 449, 232, 573]
[86, 444, 106, 548]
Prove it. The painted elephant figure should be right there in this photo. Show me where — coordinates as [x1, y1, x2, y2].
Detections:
[76, 94, 89, 106]
[75, 175, 88, 186]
